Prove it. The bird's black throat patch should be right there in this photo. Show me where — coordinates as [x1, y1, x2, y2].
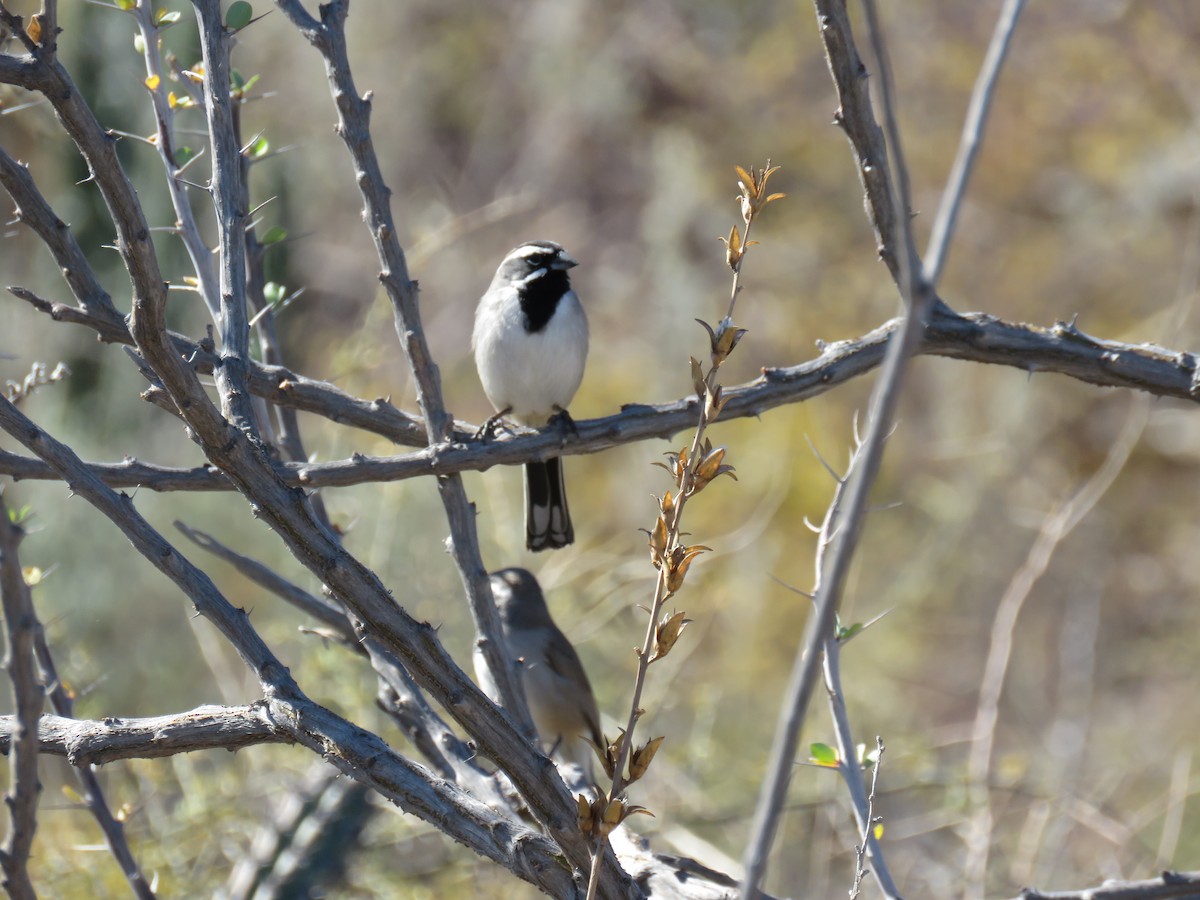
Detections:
[519, 269, 571, 334]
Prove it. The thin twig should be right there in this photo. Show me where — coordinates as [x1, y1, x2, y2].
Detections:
[194, 0, 259, 434]
[30, 629, 158, 897]
[740, 0, 928, 894]
[813, 439, 899, 897]
[850, 738, 885, 899]
[173, 521, 497, 796]
[923, 0, 1028, 286]
[268, 1, 548, 784]
[588, 164, 781, 899]
[130, 0, 220, 317]
[174, 520, 355, 641]
[964, 379, 1152, 893]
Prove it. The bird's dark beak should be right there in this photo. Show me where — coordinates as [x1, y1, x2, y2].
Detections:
[553, 252, 579, 271]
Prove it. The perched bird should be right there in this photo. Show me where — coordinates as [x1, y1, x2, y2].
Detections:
[472, 240, 588, 551]
[474, 568, 603, 770]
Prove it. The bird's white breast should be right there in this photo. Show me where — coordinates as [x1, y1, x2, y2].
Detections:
[473, 286, 588, 424]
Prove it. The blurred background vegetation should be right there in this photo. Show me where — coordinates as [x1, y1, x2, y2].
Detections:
[2, 0, 1199, 896]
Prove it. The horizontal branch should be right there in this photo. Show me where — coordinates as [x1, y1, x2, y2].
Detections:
[0, 705, 285, 766]
[1014, 870, 1200, 900]
[2, 305, 1196, 492]
[6, 286, 440, 446]
[0, 707, 750, 898]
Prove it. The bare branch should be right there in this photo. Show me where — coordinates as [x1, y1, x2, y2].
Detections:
[173, 520, 355, 641]
[740, 0, 928, 890]
[1010, 871, 1200, 900]
[964, 395, 1151, 893]
[194, 0, 260, 435]
[2, 304, 1197, 492]
[923, 0, 1028, 285]
[270, 8, 577, 882]
[0, 705, 285, 765]
[0, 395, 581, 897]
[0, 492, 43, 900]
[816, 447, 898, 897]
[23, 568, 157, 899]
[225, 763, 372, 900]
[0, 146, 125, 328]
[129, 0, 220, 317]
[6, 37, 586, 882]
[173, 522, 498, 796]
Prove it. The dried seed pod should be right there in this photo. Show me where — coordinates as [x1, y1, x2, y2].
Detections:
[628, 736, 666, 784]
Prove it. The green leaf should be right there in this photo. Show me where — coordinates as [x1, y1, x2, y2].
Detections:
[263, 282, 286, 305]
[241, 73, 261, 93]
[837, 621, 863, 642]
[809, 742, 839, 767]
[114, 0, 135, 10]
[260, 225, 287, 246]
[230, 69, 246, 91]
[7, 505, 32, 525]
[174, 146, 195, 166]
[157, 10, 182, 25]
[225, 1, 253, 30]
[249, 135, 269, 158]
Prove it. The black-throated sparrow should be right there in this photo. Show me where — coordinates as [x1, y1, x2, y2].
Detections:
[474, 568, 603, 770]
[473, 240, 588, 551]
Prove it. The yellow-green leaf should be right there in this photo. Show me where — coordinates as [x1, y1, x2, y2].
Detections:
[810, 742, 838, 767]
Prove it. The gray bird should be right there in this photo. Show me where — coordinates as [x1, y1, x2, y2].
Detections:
[472, 241, 588, 551]
[474, 568, 603, 770]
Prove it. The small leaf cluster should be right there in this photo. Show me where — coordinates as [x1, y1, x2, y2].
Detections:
[576, 789, 654, 840]
[722, 162, 785, 270]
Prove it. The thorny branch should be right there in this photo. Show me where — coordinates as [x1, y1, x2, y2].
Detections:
[0, 0, 1194, 897]
[1, 304, 1195, 492]
[0, 393, 582, 897]
[269, 0, 548, 798]
[0, 493, 42, 900]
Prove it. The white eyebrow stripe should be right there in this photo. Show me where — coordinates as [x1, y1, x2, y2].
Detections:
[515, 266, 549, 287]
[507, 242, 560, 262]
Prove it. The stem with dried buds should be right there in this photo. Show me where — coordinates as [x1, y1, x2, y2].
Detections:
[583, 163, 784, 900]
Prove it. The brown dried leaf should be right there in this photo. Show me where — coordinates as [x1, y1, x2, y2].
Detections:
[690, 356, 706, 397]
[628, 735, 666, 783]
[703, 384, 723, 423]
[650, 610, 692, 662]
[695, 445, 727, 482]
[717, 325, 748, 359]
[649, 515, 668, 568]
[722, 225, 743, 269]
[577, 794, 595, 834]
[665, 545, 710, 594]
